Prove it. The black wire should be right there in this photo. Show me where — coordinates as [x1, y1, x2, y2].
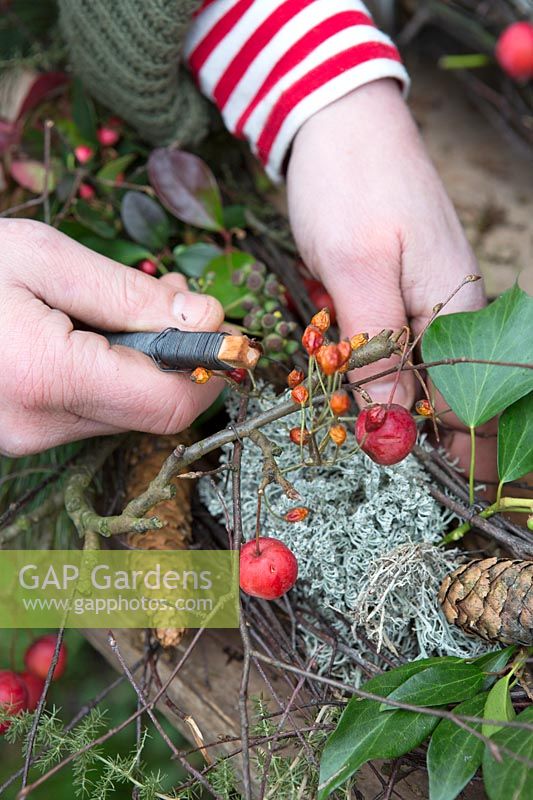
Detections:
[104, 328, 231, 371]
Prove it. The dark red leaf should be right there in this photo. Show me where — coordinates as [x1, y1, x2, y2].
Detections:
[148, 147, 224, 232]
[17, 72, 68, 120]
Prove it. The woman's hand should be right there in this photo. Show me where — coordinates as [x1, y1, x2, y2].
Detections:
[287, 78, 495, 479]
[0, 220, 224, 456]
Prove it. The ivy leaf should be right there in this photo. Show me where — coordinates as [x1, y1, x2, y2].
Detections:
[10, 159, 58, 193]
[148, 148, 224, 232]
[422, 285, 533, 427]
[120, 191, 169, 251]
[482, 674, 516, 738]
[173, 242, 222, 278]
[203, 251, 256, 318]
[498, 392, 533, 484]
[78, 236, 153, 266]
[381, 662, 484, 709]
[427, 693, 487, 800]
[317, 659, 456, 798]
[482, 706, 533, 800]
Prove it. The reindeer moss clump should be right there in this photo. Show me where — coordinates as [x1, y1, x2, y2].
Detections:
[200, 388, 486, 684]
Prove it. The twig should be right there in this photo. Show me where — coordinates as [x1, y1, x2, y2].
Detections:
[0, 491, 65, 545]
[21, 628, 66, 788]
[233, 395, 254, 800]
[64, 436, 165, 537]
[17, 628, 207, 798]
[106, 632, 222, 799]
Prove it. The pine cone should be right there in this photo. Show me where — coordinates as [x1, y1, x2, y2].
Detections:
[439, 557, 533, 646]
[124, 434, 194, 649]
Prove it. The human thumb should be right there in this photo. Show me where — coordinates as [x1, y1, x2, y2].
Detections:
[322, 264, 415, 409]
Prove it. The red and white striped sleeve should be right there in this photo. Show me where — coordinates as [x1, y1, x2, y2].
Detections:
[184, 0, 409, 182]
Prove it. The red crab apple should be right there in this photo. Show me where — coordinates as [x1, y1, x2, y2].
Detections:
[18, 672, 45, 712]
[239, 538, 298, 600]
[356, 403, 417, 466]
[0, 671, 28, 733]
[496, 22, 533, 81]
[24, 635, 67, 681]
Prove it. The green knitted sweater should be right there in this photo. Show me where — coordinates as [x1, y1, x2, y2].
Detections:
[58, 0, 211, 146]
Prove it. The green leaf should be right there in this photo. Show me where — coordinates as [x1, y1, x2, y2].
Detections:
[470, 647, 517, 690]
[148, 148, 224, 231]
[382, 662, 484, 709]
[498, 392, 533, 483]
[78, 236, 153, 266]
[223, 204, 247, 230]
[74, 201, 116, 239]
[120, 191, 169, 251]
[482, 706, 533, 800]
[427, 693, 487, 800]
[72, 78, 97, 144]
[203, 251, 256, 318]
[173, 242, 222, 278]
[318, 659, 456, 798]
[483, 674, 516, 738]
[10, 159, 58, 193]
[96, 154, 136, 184]
[422, 285, 533, 426]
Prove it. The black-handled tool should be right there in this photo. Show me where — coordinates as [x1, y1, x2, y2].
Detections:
[103, 328, 261, 372]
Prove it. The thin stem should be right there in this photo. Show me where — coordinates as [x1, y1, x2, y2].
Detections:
[255, 492, 263, 554]
[469, 425, 476, 505]
[496, 479, 504, 507]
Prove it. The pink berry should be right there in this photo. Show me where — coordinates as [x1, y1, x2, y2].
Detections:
[18, 672, 45, 712]
[138, 259, 158, 276]
[74, 144, 94, 164]
[355, 403, 417, 466]
[24, 635, 67, 681]
[97, 126, 120, 147]
[0, 671, 28, 733]
[78, 182, 95, 200]
[239, 537, 298, 600]
[496, 22, 533, 81]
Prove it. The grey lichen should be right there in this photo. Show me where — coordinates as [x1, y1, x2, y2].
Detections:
[199, 387, 486, 684]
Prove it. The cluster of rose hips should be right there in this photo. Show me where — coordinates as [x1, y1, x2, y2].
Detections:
[0, 635, 67, 734]
[238, 307, 427, 603]
[496, 21, 533, 82]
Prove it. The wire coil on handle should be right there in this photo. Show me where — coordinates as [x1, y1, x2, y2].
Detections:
[104, 328, 231, 371]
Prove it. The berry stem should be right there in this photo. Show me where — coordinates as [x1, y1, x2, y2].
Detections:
[254, 492, 263, 556]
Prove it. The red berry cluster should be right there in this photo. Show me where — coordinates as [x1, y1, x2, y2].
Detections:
[0, 635, 67, 733]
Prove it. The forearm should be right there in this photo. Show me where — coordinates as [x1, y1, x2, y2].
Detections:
[185, 0, 409, 181]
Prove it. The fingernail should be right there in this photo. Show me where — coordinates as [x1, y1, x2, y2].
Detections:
[172, 291, 213, 328]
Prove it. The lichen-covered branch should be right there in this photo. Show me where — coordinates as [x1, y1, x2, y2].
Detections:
[248, 429, 299, 500]
[63, 435, 164, 538]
